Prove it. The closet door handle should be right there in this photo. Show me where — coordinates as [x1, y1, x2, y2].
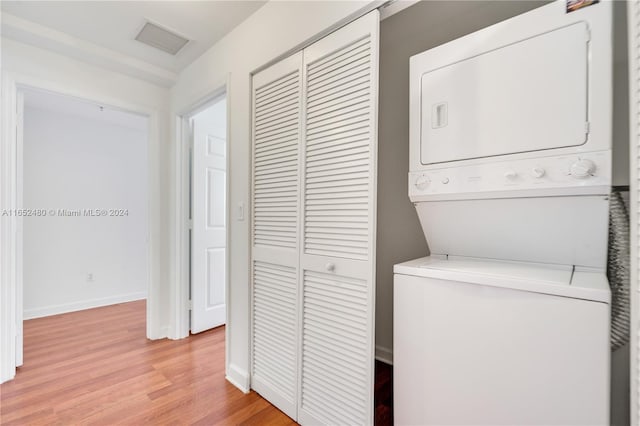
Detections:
[325, 262, 336, 272]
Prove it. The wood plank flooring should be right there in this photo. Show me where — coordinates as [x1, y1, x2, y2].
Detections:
[0, 301, 393, 425]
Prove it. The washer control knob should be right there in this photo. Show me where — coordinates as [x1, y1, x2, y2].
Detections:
[504, 170, 518, 180]
[414, 174, 430, 190]
[531, 167, 546, 178]
[570, 159, 596, 179]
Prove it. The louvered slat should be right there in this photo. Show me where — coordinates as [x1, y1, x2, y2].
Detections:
[304, 35, 372, 261]
[252, 261, 297, 403]
[254, 70, 300, 249]
[300, 270, 369, 425]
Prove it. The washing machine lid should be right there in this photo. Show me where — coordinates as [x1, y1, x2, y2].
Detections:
[394, 255, 610, 303]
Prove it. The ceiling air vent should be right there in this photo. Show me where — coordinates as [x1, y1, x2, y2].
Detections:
[135, 21, 189, 55]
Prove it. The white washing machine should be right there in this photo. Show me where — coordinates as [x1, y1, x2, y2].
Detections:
[394, 256, 610, 425]
[395, 1, 613, 425]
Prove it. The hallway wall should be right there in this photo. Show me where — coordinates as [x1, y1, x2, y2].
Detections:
[23, 103, 148, 319]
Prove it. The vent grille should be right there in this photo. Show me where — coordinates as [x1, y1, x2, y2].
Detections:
[135, 21, 189, 55]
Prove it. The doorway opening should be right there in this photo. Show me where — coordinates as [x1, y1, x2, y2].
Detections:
[185, 92, 228, 335]
[17, 87, 150, 368]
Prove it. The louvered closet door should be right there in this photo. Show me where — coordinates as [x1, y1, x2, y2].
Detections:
[298, 11, 379, 426]
[251, 52, 303, 419]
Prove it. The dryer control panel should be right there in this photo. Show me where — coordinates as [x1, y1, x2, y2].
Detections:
[408, 0, 612, 200]
[409, 151, 611, 201]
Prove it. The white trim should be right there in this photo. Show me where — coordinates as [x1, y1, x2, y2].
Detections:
[1, 73, 19, 384]
[226, 363, 251, 394]
[375, 345, 393, 365]
[24, 292, 147, 320]
[169, 114, 190, 340]
[171, 77, 232, 385]
[2, 13, 177, 88]
[0, 70, 161, 383]
[171, 78, 228, 340]
[14, 90, 24, 368]
[251, 1, 385, 76]
[379, 0, 420, 21]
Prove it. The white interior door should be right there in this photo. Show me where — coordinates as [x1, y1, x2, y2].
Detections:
[298, 10, 379, 426]
[191, 97, 227, 334]
[250, 52, 303, 419]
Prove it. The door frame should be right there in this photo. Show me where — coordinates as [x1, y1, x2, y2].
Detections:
[172, 79, 230, 349]
[0, 71, 159, 383]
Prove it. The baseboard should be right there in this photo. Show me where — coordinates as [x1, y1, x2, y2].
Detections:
[376, 344, 393, 365]
[226, 363, 250, 393]
[148, 325, 169, 341]
[24, 292, 147, 320]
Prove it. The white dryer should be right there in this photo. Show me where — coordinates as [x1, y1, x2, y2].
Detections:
[395, 1, 613, 425]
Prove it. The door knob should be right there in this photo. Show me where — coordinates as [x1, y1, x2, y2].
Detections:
[325, 262, 336, 272]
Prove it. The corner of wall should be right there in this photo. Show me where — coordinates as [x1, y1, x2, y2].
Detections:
[226, 363, 251, 393]
[375, 345, 393, 365]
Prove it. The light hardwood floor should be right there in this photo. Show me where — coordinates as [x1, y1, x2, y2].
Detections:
[0, 300, 296, 425]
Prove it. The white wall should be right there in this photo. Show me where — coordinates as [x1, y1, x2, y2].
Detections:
[192, 96, 226, 141]
[1, 37, 171, 338]
[22, 103, 148, 319]
[170, 0, 375, 389]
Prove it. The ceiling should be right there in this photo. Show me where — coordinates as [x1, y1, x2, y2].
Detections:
[1, 1, 266, 87]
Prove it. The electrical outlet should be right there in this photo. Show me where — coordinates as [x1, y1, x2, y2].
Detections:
[87, 273, 94, 282]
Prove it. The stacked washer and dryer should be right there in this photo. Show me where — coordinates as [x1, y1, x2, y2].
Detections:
[394, 1, 613, 425]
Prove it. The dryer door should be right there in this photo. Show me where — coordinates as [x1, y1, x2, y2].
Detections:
[420, 22, 589, 165]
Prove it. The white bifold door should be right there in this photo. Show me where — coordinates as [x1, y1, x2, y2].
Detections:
[251, 11, 379, 425]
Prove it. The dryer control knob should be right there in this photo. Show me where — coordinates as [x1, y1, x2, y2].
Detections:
[570, 159, 596, 179]
[504, 170, 518, 180]
[414, 174, 430, 190]
[531, 167, 545, 178]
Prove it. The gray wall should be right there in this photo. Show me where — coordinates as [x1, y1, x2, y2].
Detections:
[376, 0, 547, 362]
[378, 2, 630, 424]
[613, 0, 630, 188]
[611, 2, 630, 425]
